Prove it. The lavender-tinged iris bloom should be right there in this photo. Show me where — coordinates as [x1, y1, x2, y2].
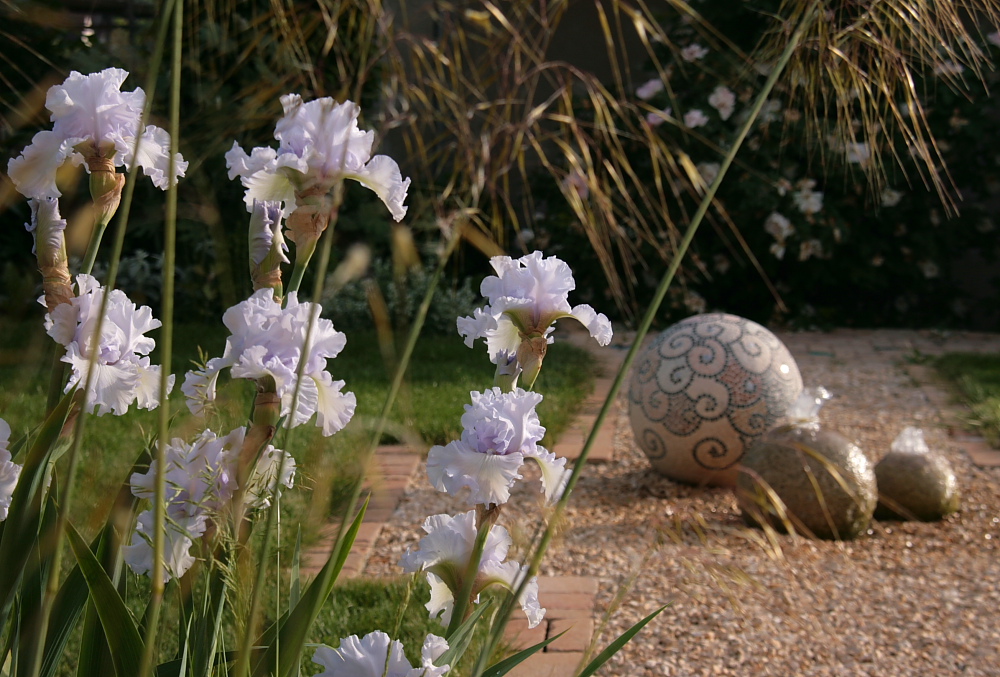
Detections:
[312, 631, 450, 677]
[225, 94, 410, 221]
[181, 288, 356, 436]
[123, 510, 207, 583]
[44, 274, 173, 416]
[457, 251, 612, 366]
[400, 511, 545, 629]
[124, 427, 296, 582]
[426, 388, 566, 507]
[7, 68, 187, 199]
[0, 419, 22, 522]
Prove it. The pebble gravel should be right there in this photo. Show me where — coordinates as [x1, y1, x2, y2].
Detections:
[364, 330, 1000, 676]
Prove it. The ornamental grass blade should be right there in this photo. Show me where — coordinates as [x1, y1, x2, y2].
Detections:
[190, 563, 228, 677]
[432, 597, 494, 670]
[251, 496, 369, 677]
[75, 449, 147, 677]
[15, 485, 59, 677]
[478, 630, 567, 677]
[66, 521, 145, 677]
[290, 527, 302, 609]
[0, 391, 73, 627]
[575, 605, 668, 677]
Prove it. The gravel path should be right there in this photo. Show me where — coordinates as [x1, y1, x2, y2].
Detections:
[364, 329, 1000, 676]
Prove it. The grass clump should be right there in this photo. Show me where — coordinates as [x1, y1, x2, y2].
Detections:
[934, 353, 1000, 447]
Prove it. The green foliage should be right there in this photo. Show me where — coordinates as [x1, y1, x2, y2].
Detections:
[323, 258, 480, 336]
[537, 0, 1000, 329]
[934, 352, 1000, 447]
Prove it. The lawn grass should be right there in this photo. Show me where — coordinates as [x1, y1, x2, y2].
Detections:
[933, 352, 1000, 447]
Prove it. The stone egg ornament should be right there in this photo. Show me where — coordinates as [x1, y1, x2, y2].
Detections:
[628, 313, 803, 486]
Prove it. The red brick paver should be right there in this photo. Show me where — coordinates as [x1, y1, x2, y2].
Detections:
[503, 576, 601, 677]
[300, 445, 421, 579]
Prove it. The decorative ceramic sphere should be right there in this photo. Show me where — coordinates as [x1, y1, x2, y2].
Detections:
[737, 426, 878, 540]
[628, 313, 803, 486]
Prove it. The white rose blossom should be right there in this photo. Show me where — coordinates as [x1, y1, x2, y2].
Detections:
[764, 212, 794, 241]
[313, 631, 450, 677]
[635, 78, 665, 100]
[680, 43, 709, 62]
[707, 85, 736, 121]
[881, 188, 903, 207]
[792, 179, 824, 215]
[225, 94, 409, 221]
[44, 274, 173, 416]
[0, 419, 21, 523]
[645, 108, 672, 127]
[426, 388, 567, 507]
[683, 109, 709, 129]
[181, 288, 356, 436]
[696, 162, 721, 186]
[845, 142, 871, 164]
[400, 511, 545, 629]
[457, 252, 611, 373]
[7, 68, 186, 200]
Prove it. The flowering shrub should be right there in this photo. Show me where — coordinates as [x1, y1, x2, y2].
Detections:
[541, 0, 1000, 329]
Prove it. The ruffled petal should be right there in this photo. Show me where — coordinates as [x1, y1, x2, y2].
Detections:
[123, 510, 206, 583]
[456, 306, 498, 349]
[7, 130, 73, 199]
[523, 447, 569, 503]
[346, 154, 411, 222]
[181, 357, 227, 416]
[46, 68, 142, 143]
[310, 371, 357, 436]
[478, 561, 545, 628]
[417, 634, 450, 677]
[241, 165, 297, 211]
[0, 423, 21, 522]
[570, 304, 613, 346]
[132, 358, 174, 411]
[426, 441, 524, 506]
[62, 343, 141, 416]
[225, 142, 275, 181]
[125, 124, 187, 190]
[425, 572, 456, 626]
[483, 316, 523, 364]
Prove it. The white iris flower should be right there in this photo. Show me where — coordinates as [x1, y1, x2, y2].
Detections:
[44, 274, 173, 416]
[456, 251, 612, 367]
[124, 427, 295, 582]
[7, 68, 187, 199]
[0, 419, 22, 523]
[181, 288, 356, 436]
[427, 388, 566, 507]
[400, 511, 545, 629]
[312, 631, 450, 677]
[225, 94, 410, 221]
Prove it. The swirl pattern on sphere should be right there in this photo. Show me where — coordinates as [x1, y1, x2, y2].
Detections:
[628, 313, 803, 486]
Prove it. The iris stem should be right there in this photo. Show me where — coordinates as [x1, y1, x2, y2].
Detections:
[79, 220, 109, 276]
[446, 516, 491, 638]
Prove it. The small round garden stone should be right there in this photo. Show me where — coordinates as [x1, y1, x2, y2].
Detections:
[628, 313, 802, 486]
[737, 425, 878, 540]
[874, 427, 960, 521]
